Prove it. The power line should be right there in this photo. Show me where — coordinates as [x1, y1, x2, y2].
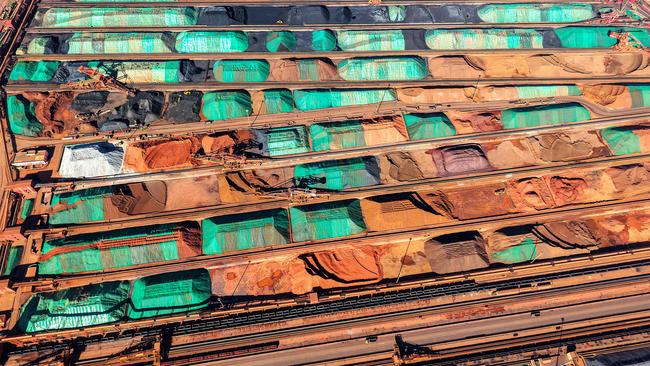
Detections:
[395, 237, 412, 284]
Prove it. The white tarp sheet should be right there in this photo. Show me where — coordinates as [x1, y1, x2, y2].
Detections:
[59, 142, 124, 178]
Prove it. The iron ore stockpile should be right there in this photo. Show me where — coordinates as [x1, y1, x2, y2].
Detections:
[5, 0, 650, 365]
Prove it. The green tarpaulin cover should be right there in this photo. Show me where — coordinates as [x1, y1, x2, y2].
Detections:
[253, 126, 309, 156]
[40, 240, 178, 275]
[39, 247, 103, 274]
[213, 60, 270, 82]
[501, 103, 591, 129]
[49, 187, 114, 225]
[67, 32, 174, 54]
[626, 8, 643, 20]
[42, 8, 197, 27]
[290, 200, 367, 242]
[67, 61, 180, 83]
[264, 89, 294, 114]
[112, 61, 181, 83]
[515, 85, 581, 99]
[202, 209, 289, 254]
[128, 269, 211, 319]
[312, 29, 337, 51]
[554, 27, 650, 48]
[38, 225, 180, 275]
[294, 89, 395, 111]
[201, 91, 252, 121]
[425, 29, 543, 50]
[404, 113, 456, 140]
[266, 31, 297, 52]
[628, 84, 650, 108]
[39, 225, 181, 275]
[20, 199, 34, 220]
[6, 95, 42, 137]
[175, 31, 248, 53]
[491, 237, 537, 264]
[42, 224, 178, 252]
[388, 5, 406, 22]
[9, 61, 60, 82]
[338, 57, 427, 81]
[310, 121, 365, 151]
[477, 4, 595, 23]
[601, 127, 642, 156]
[17, 281, 130, 332]
[297, 59, 325, 81]
[336, 30, 405, 51]
[3, 246, 23, 276]
[294, 157, 380, 190]
[26, 37, 56, 54]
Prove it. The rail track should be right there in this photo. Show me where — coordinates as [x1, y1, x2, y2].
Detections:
[16, 48, 648, 62]
[26, 155, 648, 252]
[18, 194, 650, 293]
[24, 22, 644, 33]
[32, 150, 650, 235]
[10, 93, 649, 151]
[37, 0, 605, 6]
[29, 112, 650, 190]
[169, 275, 650, 346]
[183, 297, 650, 366]
[395, 313, 650, 366]
[10, 98, 650, 189]
[5, 245, 650, 347]
[9, 77, 650, 93]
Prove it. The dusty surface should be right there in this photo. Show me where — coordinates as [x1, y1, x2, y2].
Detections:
[446, 110, 503, 133]
[303, 247, 382, 284]
[268, 59, 338, 81]
[421, 183, 517, 220]
[362, 117, 409, 146]
[164, 175, 222, 210]
[429, 53, 650, 79]
[23, 92, 81, 137]
[110, 182, 167, 215]
[528, 131, 609, 163]
[123, 137, 202, 172]
[201, 134, 237, 155]
[201, 162, 650, 297]
[360, 193, 448, 231]
[424, 233, 490, 274]
[207, 207, 650, 297]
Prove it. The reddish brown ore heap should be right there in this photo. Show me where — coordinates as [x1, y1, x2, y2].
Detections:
[303, 247, 382, 284]
[22, 92, 77, 136]
[140, 137, 201, 169]
[110, 181, 167, 215]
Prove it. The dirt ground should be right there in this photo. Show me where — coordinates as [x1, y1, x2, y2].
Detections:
[207, 206, 650, 298]
[164, 175, 222, 210]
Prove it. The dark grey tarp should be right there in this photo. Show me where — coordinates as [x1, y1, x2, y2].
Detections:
[112, 91, 164, 125]
[197, 6, 246, 26]
[165, 91, 202, 123]
[72, 91, 109, 112]
[585, 347, 650, 366]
